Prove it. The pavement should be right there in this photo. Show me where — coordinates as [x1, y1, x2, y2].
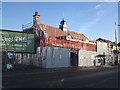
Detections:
[2, 65, 114, 75]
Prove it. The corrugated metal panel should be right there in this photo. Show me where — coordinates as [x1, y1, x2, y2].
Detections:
[45, 46, 70, 68]
[78, 50, 98, 66]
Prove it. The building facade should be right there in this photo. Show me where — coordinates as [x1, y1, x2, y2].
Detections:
[13, 12, 116, 68]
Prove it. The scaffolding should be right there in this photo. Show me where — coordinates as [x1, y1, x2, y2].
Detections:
[22, 22, 33, 30]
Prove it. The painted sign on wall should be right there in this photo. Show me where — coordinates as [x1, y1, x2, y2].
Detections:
[0, 30, 35, 53]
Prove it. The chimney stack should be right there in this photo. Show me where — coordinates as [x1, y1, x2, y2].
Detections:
[33, 11, 40, 25]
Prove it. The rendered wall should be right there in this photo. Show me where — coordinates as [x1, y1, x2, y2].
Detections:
[96, 41, 108, 54]
[96, 41, 112, 64]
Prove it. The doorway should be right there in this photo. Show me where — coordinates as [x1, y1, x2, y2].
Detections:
[70, 52, 78, 66]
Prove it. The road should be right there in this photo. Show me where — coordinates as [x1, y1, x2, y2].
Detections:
[2, 66, 119, 88]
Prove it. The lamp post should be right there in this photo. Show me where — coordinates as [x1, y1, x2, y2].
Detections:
[118, 24, 120, 64]
[114, 22, 120, 64]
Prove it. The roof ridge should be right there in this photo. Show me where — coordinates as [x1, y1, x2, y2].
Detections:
[40, 23, 61, 30]
[39, 23, 88, 40]
[40, 23, 84, 35]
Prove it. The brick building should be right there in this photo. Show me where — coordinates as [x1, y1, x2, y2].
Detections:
[14, 12, 114, 68]
[23, 12, 96, 52]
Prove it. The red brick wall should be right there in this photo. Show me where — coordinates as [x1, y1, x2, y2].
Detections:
[39, 37, 96, 51]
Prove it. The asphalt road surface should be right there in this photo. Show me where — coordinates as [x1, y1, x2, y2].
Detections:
[2, 66, 119, 88]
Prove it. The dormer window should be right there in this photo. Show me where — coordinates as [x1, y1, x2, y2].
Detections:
[66, 34, 72, 40]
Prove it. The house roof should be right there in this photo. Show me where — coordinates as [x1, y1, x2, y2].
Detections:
[95, 54, 111, 58]
[118, 42, 120, 46]
[96, 38, 112, 43]
[95, 54, 106, 57]
[40, 24, 65, 37]
[39, 24, 89, 41]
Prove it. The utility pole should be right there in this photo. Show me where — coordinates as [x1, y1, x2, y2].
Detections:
[115, 22, 117, 45]
[114, 22, 117, 64]
[114, 22, 120, 64]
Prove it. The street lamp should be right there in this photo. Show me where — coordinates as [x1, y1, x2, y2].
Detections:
[114, 22, 120, 64]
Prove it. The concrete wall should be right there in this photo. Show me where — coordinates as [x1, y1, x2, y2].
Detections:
[78, 50, 98, 67]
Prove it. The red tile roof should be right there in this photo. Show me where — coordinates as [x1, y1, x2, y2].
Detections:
[39, 24, 89, 41]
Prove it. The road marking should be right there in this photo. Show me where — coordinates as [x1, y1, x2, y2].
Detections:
[59, 78, 65, 86]
[61, 78, 64, 82]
